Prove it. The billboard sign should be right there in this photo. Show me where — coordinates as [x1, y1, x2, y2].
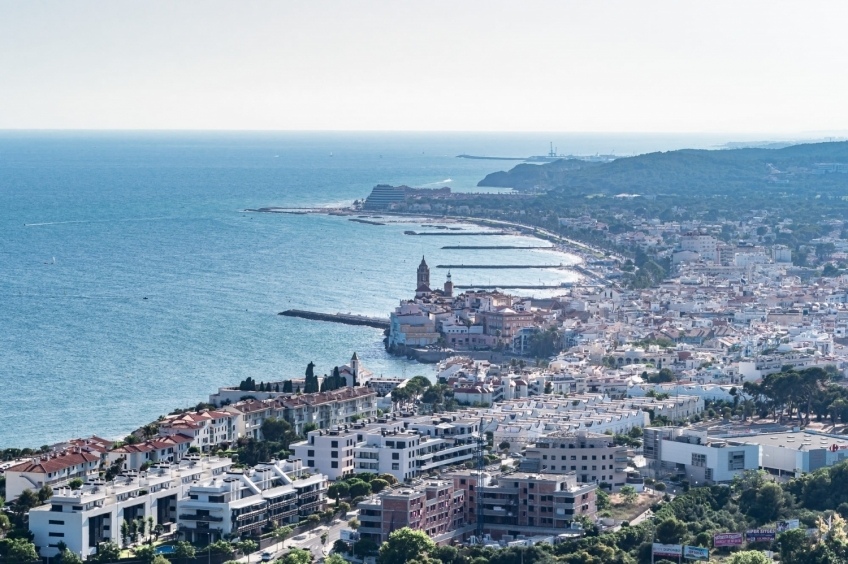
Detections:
[713, 533, 744, 547]
[777, 519, 800, 532]
[683, 546, 709, 560]
[653, 543, 683, 557]
[746, 529, 776, 542]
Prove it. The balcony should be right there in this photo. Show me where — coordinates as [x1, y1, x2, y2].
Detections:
[180, 514, 223, 522]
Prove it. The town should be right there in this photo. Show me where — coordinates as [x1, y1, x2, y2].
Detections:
[6, 214, 848, 564]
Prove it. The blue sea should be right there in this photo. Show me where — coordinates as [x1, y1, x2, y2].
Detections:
[0, 131, 741, 448]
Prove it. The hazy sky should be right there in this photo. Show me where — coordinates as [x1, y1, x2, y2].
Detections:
[2, 1, 847, 132]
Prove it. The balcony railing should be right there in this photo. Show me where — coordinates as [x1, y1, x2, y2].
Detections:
[179, 514, 223, 522]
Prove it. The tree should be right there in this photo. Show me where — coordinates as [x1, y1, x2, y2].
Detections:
[620, 485, 638, 505]
[133, 545, 156, 564]
[370, 478, 390, 493]
[353, 538, 379, 558]
[4, 539, 39, 562]
[378, 473, 398, 485]
[544, 381, 553, 394]
[68, 478, 84, 490]
[378, 527, 436, 564]
[325, 555, 346, 564]
[273, 525, 293, 542]
[304, 362, 319, 394]
[328, 482, 350, 502]
[332, 539, 349, 555]
[173, 541, 196, 559]
[727, 551, 771, 564]
[95, 541, 122, 563]
[283, 380, 294, 393]
[499, 441, 511, 452]
[151, 556, 170, 564]
[655, 517, 687, 544]
[347, 479, 372, 498]
[348, 518, 361, 530]
[60, 548, 84, 564]
[237, 539, 258, 558]
[280, 548, 312, 564]
[16, 489, 39, 512]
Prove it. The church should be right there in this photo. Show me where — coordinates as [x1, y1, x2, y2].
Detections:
[415, 256, 453, 298]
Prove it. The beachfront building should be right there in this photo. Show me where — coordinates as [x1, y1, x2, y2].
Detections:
[157, 410, 236, 452]
[387, 302, 441, 349]
[5, 450, 101, 501]
[104, 435, 194, 472]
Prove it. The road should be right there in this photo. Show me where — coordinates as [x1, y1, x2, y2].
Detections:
[244, 513, 355, 563]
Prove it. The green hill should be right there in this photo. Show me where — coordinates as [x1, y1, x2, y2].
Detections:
[478, 141, 848, 197]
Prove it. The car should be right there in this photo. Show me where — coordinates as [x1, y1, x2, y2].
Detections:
[261, 552, 273, 562]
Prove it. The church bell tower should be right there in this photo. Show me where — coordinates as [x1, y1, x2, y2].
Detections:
[417, 256, 431, 292]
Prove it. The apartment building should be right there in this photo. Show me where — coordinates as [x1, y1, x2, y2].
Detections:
[105, 435, 194, 472]
[177, 459, 327, 544]
[292, 418, 478, 483]
[291, 427, 358, 480]
[6, 450, 101, 501]
[275, 387, 378, 436]
[158, 410, 236, 452]
[29, 456, 232, 558]
[29, 456, 327, 558]
[522, 431, 632, 490]
[357, 480, 466, 545]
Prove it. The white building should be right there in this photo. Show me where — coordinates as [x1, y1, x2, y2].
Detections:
[727, 431, 848, 478]
[643, 427, 759, 484]
[6, 450, 101, 501]
[29, 456, 327, 558]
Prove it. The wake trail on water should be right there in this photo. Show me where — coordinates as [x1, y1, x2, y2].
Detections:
[420, 178, 453, 187]
[24, 216, 174, 227]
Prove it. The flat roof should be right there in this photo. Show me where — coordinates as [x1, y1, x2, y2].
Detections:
[729, 431, 848, 452]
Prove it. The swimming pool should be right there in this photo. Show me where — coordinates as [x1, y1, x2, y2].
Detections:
[154, 545, 176, 555]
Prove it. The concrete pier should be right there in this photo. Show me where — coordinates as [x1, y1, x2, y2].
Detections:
[279, 309, 389, 329]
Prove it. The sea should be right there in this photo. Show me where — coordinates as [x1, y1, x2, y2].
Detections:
[0, 131, 746, 448]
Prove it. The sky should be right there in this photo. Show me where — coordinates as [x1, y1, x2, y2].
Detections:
[1, 0, 847, 133]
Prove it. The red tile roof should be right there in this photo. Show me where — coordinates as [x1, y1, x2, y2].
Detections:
[7, 451, 100, 474]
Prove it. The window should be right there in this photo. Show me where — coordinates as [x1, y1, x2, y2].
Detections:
[48, 520, 65, 525]
[331, 440, 338, 448]
[331, 461, 338, 468]
[49, 532, 65, 538]
[51, 505, 63, 512]
[581, 455, 587, 460]
[308, 450, 314, 457]
[392, 453, 399, 460]
[591, 455, 597, 460]
[392, 463, 400, 470]
[308, 460, 315, 467]
[571, 455, 576, 460]
[692, 453, 707, 467]
[728, 452, 746, 470]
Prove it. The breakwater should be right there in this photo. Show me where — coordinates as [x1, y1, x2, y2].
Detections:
[441, 245, 555, 250]
[436, 264, 564, 269]
[279, 310, 390, 329]
[404, 231, 508, 236]
[349, 218, 386, 226]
